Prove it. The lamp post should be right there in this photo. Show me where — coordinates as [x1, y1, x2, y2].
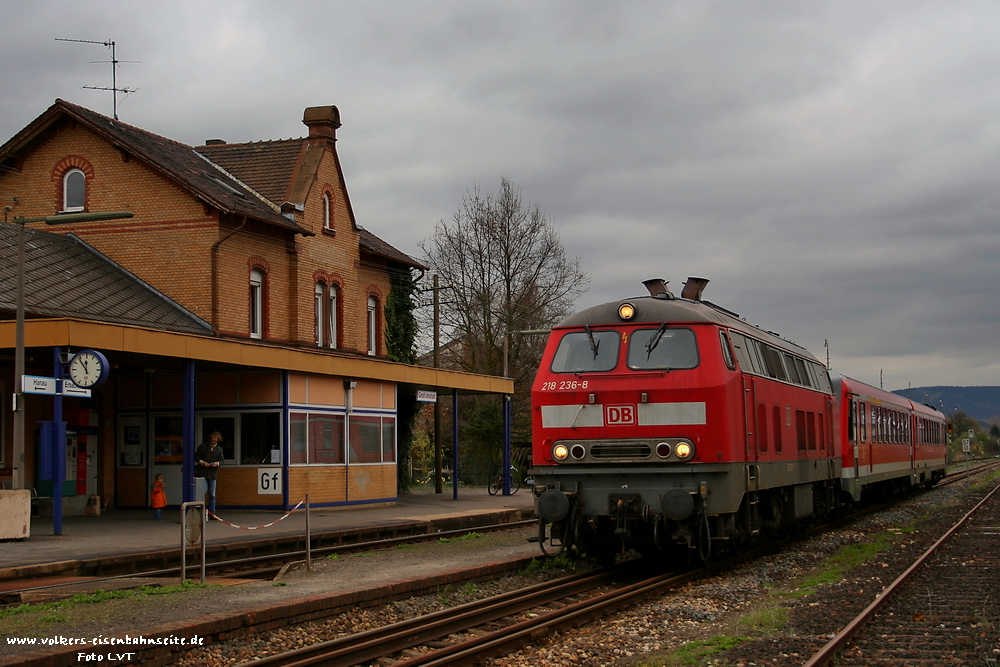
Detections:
[10, 211, 133, 490]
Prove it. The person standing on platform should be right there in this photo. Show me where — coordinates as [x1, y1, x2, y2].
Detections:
[195, 431, 224, 518]
[151, 473, 167, 520]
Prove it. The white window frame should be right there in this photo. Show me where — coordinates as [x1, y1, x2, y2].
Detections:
[250, 269, 264, 339]
[314, 282, 324, 346]
[63, 168, 86, 212]
[323, 192, 332, 230]
[367, 296, 377, 356]
[328, 285, 338, 349]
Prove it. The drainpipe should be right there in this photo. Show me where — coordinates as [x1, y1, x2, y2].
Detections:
[210, 215, 247, 334]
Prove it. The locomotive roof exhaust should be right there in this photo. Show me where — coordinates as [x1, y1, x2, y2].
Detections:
[643, 277, 709, 300]
[681, 277, 709, 301]
[642, 278, 674, 299]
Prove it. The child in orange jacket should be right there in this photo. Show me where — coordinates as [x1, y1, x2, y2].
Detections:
[151, 473, 167, 520]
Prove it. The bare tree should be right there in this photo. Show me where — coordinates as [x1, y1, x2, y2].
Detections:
[419, 178, 588, 454]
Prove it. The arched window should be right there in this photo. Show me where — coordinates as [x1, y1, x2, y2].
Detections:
[323, 192, 333, 231]
[250, 268, 265, 339]
[367, 295, 378, 356]
[63, 168, 86, 212]
[314, 282, 325, 346]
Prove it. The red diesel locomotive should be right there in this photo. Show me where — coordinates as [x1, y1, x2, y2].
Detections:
[529, 278, 947, 562]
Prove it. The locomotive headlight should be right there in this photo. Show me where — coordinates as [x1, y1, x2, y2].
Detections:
[570, 444, 587, 459]
[618, 303, 636, 320]
[553, 444, 570, 461]
[674, 441, 695, 460]
[655, 442, 672, 458]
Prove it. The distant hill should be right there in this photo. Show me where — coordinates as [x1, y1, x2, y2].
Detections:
[893, 386, 1000, 425]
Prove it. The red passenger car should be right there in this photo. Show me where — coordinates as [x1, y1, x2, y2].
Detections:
[832, 375, 946, 501]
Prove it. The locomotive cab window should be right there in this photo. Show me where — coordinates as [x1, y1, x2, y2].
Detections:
[550, 329, 621, 373]
[627, 326, 698, 370]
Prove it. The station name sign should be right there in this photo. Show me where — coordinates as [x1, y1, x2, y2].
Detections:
[416, 390, 438, 403]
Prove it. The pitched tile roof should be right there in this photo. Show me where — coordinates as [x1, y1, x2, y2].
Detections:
[0, 224, 213, 335]
[196, 139, 303, 204]
[0, 100, 311, 237]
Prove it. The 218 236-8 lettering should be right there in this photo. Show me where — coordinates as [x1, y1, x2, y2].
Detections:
[540, 380, 589, 391]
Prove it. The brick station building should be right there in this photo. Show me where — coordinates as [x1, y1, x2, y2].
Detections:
[0, 99, 510, 513]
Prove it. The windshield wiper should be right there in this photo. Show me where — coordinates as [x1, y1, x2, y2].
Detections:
[584, 325, 600, 360]
[646, 322, 670, 360]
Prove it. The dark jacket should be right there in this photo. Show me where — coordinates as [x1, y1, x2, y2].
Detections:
[195, 442, 224, 481]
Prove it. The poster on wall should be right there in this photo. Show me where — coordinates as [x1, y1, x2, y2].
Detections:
[154, 436, 184, 463]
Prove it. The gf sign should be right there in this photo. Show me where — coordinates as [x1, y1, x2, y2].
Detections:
[605, 404, 636, 425]
[258, 468, 282, 495]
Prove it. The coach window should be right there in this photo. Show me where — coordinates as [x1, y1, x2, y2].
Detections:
[63, 168, 86, 212]
[796, 410, 807, 451]
[860, 402, 867, 442]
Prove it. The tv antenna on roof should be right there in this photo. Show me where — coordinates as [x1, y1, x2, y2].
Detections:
[56, 38, 139, 120]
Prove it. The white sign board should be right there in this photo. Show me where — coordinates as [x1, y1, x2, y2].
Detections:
[61, 380, 92, 398]
[257, 468, 282, 495]
[416, 390, 438, 403]
[962, 439, 971, 452]
[22, 375, 57, 395]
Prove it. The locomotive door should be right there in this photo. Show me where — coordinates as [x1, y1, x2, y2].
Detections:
[743, 376, 759, 463]
[848, 396, 859, 479]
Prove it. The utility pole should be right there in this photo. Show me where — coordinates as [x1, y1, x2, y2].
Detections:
[433, 274, 442, 494]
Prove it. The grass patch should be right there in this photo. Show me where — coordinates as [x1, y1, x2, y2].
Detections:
[641, 635, 753, 666]
[786, 535, 889, 597]
[0, 581, 216, 639]
[735, 599, 787, 633]
[395, 543, 416, 550]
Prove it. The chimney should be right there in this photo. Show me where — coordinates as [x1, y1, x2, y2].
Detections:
[204, 139, 226, 146]
[681, 277, 709, 301]
[303, 105, 341, 143]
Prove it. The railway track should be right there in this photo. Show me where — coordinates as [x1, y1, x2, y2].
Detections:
[804, 477, 1000, 666]
[233, 565, 702, 667]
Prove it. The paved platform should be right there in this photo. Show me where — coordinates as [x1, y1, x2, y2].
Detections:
[0, 488, 535, 571]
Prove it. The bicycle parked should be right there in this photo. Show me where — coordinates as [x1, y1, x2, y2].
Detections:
[487, 464, 520, 495]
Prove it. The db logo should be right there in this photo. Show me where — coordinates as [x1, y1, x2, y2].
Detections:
[605, 404, 636, 425]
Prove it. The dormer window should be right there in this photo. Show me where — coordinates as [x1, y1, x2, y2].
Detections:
[63, 168, 86, 212]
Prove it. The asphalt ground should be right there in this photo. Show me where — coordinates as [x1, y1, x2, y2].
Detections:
[0, 487, 535, 573]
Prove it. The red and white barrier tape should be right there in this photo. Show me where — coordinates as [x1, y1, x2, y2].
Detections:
[207, 498, 307, 530]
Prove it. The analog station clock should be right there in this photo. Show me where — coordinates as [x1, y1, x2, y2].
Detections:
[67, 349, 110, 388]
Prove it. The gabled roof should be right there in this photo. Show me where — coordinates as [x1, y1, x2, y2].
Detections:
[0, 224, 213, 335]
[0, 99, 311, 236]
[200, 135, 427, 270]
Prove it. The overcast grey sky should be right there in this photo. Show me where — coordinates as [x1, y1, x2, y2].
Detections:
[2, 1, 998, 391]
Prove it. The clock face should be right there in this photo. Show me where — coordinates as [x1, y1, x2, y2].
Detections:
[69, 350, 108, 388]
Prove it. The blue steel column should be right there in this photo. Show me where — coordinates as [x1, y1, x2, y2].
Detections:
[52, 347, 65, 535]
[452, 389, 459, 500]
[502, 394, 512, 496]
[182, 360, 196, 503]
[281, 371, 289, 510]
